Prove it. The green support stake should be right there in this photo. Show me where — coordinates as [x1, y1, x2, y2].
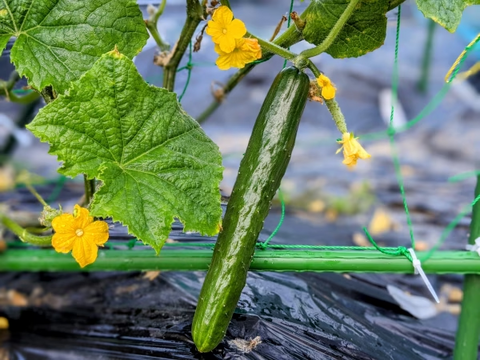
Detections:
[2, 249, 480, 273]
[417, 20, 436, 93]
[454, 175, 480, 359]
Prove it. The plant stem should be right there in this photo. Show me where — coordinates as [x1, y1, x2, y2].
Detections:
[247, 32, 296, 62]
[417, 20, 436, 93]
[154, 0, 167, 23]
[4, 90, 40, 104]
[163, 0, 203, 91]
[1, 249, 480, 272]
[146, 22, 170, 52]
[0, 215, 52, 246]
[0, 70, 20, 94]
[454, 175, 480, 359]
[196, 26, 303, 123]
[306, 60, 321, 77]
[84, 174, 96, 207]
[145, 0, 170, 52]
[0, 70, 40, 103]
[196, 65, 252, 123]
[325, 99, 348, 134]
[25, 183, 49, 207]
[300, 0, 361, 59]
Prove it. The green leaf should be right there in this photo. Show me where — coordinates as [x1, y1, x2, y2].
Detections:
[301, 0, 389, 58]
[0, 0, 148, 93]
[415, 0, 480, 32]
[28, 50, 224, 253]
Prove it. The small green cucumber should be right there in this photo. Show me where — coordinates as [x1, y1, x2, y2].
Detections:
[192, 66, 310, 352]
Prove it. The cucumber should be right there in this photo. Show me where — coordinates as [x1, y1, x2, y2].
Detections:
[192, 66, 310, 352]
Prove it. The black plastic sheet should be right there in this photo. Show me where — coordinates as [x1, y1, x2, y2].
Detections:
[0, 270, 459, 359]
[0, 183, 470, 359]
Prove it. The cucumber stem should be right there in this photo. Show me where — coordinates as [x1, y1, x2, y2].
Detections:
[3, 89, 40, 104]
[145, 0, 169, 51]
[299, 0, 361, 59]
[162, 0, 203, 91]
[25, 183, 49, 207]
[325, 99, 348, 134]
[0, 214, 52, 246]
[247, 32, 296, 62]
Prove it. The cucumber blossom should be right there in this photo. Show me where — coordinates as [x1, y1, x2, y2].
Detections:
[192, 66, 310, 352]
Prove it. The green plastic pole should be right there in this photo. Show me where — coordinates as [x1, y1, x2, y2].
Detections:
[417, 19, 436, 93]
[454, 176, 480, 359]
[1, 249, 480, 273]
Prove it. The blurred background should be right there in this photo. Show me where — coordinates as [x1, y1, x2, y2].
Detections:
[1, 0, 480, 358]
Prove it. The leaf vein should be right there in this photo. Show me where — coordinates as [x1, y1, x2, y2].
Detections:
[45, 122, 117, 162]
[123, 126, 199, 166]
[23, 33, 75, 75]
[1, 0, 17, 33]
[19, 0, 36, 32]
[126, 169, 193, 216]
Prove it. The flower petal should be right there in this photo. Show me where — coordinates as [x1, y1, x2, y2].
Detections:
[321, 85, 336, 100]
[317, 74, 331, 88]
[216, 53, 232, 70]
[357, 146, 371, 159]
[343, 155, 358, 167]
[219, 35, 236, 53]
[73, 204, 93, 229]
[52, 232, 76, 253]
[215, 38, 261, 70]
[212, 6, 233, 26]
[84, 220, 110, 246]
[342, 141, 358, 157]
[214, 43, 224, 55]
[242, 38, 261, 56]
[51, 213, 75, 234]
[205, 21, 223, 38]
[72, 236, 98, 268]
[228, 19, 246, 38]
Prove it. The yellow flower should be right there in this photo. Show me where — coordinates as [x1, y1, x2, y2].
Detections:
[336, 132, 371, 167]
[206, 6, 247, 53]
[317, 74, 336, 100]
[214, 38, 262, 70]
[52, 205, 109, 268]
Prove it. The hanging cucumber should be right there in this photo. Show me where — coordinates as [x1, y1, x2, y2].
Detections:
[192, 66, 310, 352]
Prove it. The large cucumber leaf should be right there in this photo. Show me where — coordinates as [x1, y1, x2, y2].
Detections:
[301, 0, 389, 58]
[28, 50, 224, 253]
[0, 0, 148, 93]
[415, 0, 480, 32]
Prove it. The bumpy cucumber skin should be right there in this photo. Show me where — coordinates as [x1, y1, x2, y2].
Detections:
[192, 67, 310, 352]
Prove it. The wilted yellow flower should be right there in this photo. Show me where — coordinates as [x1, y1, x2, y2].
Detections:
[215, 38, 262, 70]
[206, 6, 247, 53]
[336, 132, 371, 167]
[317, 74, 336, 100]
[52, 205, 109, 268]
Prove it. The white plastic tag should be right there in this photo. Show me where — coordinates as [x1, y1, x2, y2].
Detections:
[465, 237, 480, 256]
[408, 248, 440, 303]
